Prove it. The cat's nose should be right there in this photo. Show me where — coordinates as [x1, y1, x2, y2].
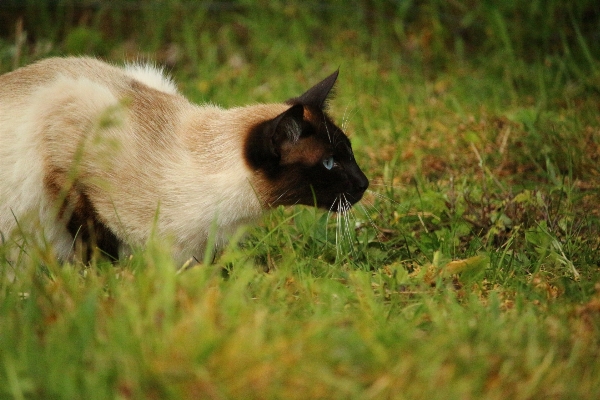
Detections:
[356, 174, 369, 193]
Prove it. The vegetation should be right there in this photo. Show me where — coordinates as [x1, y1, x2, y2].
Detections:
[1, 1, 599, 398]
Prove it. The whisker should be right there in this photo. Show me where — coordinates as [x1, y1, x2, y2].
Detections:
[367, 183, 406, 189]
[356, 203, 388, 252]
[325, 196, 339, 248]
[357, 203, 383, 235]
[366, 189, 410, 211]
[340, 197, 348, 246]
[323, 114, 332, 144]
[339, 198, 349, 258]
[340, 194, 358, 259]
[271, 189, 291, 205]
[336, 196, 342, 260]
[356, 199, 386, 221]
[341, 104, 356, 132]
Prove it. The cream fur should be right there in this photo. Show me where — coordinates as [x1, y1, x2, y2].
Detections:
[124, 63, 178, 95]
[0, 57, 287, 264]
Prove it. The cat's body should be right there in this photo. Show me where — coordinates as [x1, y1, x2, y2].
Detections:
[0, 57, 368, 264]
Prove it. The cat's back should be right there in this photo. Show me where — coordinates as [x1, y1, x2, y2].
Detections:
[0, 56, 184, 159]
[0, 56, 178, 101]
[0, 57, 115, 99]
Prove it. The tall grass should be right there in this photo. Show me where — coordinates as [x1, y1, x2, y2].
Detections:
[1, 1, 600, 398]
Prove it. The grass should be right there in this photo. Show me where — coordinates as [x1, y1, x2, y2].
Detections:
[1, 1, 600, 398]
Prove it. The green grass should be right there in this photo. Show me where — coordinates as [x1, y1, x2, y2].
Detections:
[1, 1, 600, 398]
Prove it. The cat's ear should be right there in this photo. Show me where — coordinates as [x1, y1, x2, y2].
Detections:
[245, 104, 305, 168]
[270, 103, 305, 152]
[288, 70, 338, 109]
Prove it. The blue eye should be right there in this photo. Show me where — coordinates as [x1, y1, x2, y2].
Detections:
[323, 157, 334, 170]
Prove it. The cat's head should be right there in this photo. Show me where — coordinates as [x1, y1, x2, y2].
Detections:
[245, 71, 369, 212]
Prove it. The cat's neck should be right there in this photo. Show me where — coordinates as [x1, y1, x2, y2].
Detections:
[154, 102, 289, 255]
[180, 103, 289, 150]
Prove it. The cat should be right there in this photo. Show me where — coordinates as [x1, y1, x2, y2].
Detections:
[0, 57, 369, 265]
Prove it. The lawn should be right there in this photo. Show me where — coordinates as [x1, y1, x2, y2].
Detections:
[1, 1, 600, 399]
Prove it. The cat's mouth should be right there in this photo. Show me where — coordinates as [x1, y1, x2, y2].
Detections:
[353, 190, 367, 201]
[321, 187, 368, 212]
[347, 188, 367, 204]
[323, 175, 369, 212]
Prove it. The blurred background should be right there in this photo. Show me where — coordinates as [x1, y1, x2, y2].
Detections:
[1, 1, 598, 88]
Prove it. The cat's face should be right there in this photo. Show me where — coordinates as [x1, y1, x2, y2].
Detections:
[245, 71, 369, 211]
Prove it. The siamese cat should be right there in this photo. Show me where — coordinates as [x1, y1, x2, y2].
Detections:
[0, 57, 369, 265]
